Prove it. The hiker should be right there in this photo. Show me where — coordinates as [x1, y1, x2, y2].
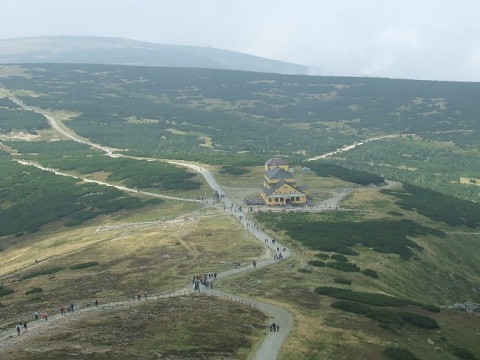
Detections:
[210, 281, 213, 289]
[272, 322, 276, 332]
[44, 312, 48, 321]
[144, 292, 148, 300]
[60, 305, 65, 315]
[34, 311, 39, 321]
[276, 323, 280, 332]
[95, 299, 98, 306]
[16, 324, 21, 335]
[23, 321, 28, 333]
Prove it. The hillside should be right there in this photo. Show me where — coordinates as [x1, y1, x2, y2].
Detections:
[0, 64, 479, 359]
[0, 36, 311, 75]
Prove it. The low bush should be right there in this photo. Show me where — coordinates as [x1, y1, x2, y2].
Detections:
[383, 347, 419, 360]
[69, 261, 99, 270]
[388, 211, 404, 217]
[331, 254, 348, 262]
[308, 260, 325, 267]
[326, 261, 360, 272]
[298, 268, 312, 274]
[331, 301, 371, 315]
[398, 312, 440, 329]
[22, 267, 65, 280]
[314, 252, 330, 260]
[367, 309, 404, 326]
[421, 304, 441, 313]
[0, 285, 14, 297]
[219, 166, 249, 176]
[449, 345, 478, 360]
[314, 286, 419, 307]
[25, 287, 43, 295]
[363, 269, 379, 278]
[333, 278, 351, 285]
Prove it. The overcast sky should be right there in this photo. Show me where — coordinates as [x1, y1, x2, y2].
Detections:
[1, 0, 479, 81]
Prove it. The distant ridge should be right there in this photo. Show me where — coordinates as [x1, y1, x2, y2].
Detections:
[0, 36, 312, 75]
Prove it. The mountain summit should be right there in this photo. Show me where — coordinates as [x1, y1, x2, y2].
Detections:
[0, 36, 311, 75]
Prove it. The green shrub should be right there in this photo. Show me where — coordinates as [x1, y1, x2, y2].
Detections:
[331, 301, 371, 315]
[314, 286, 419, 307]
[0, 285, 14, 297]
[368, 309, 404, 326]
[383, 347, 419, 360]
[69, 261, 99, 270]
[331, 254, 348, 262]
[219, 166, 249, 175]
[449, 345, 478, 360]
[308, 260, 325, 267]
[25, 287, 43, 295]
[388, 211, 404, 217]
[22, 267, 65, 280]
[333, 278, 352, 285]
[421, 304, 441, 313]
[298, 268, 312, 274]
[362, 269, 379, 278]
[326, 261, 360, 272]
[398, 312, 440, 329]
[314, 252, 330, 260]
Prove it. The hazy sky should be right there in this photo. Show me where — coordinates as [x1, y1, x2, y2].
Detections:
[1, 0, 479, 81]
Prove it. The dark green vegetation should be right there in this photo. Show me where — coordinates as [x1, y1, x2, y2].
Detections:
[0, 160, 164, 236]
[22, 267, 65, 280]
[382, 183, 480, 228]
[69, 262, 99, 270]
[307, 162, 384, 185]
[5, 141, 202, 191]
[341, 136, 480, 202]
[307, 260, 325, 267]
[449, 346, 479, 360]
[314, 286, 421, 307]
[363, 269, 380, 278]
[0, 106, 49, 133]
[331, 300, 439, 329]
[0, 285, 14, 297]
[383, 347, 420, 360]
[219, 166, 250, 176]
[25, 287, 43, 295]
[0, 64, 479, 203]
[255, 212, 443, 259]
[333, 278, 352, 285]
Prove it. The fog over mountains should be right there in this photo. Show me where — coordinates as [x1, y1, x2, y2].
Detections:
[0, 36, 312, 75]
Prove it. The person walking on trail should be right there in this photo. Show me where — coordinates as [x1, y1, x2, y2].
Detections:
[144, 292, 148, 300]
[95, 299, 98, 306]
[16, 324, 21, 336]
[23, 321, 28, 333]
[34, 311, 39, 321]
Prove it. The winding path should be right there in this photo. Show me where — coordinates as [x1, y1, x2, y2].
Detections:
[3, 96, 395, 358]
